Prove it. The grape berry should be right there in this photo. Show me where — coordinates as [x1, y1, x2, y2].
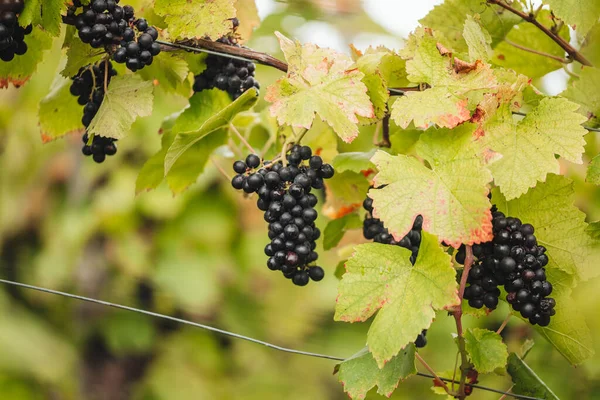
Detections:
[68, 0, 160, 72]
[70, 61, 118, 163]
[0, 0, 32, 62]
[458, 207, 555, 326]
[193, 35, 260, 100]
[231, 145, 334, 286]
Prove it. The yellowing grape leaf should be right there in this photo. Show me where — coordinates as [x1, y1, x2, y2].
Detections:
[392, 30, 497, 129]
[561, 67, 600, 128]
[492, 174, 600, 281]
[463, 15, 492, 62]
[87, 75, 154, 140]
[492, 11, 570, 78]
[350, 46, 408, 123]
[336, 346, 416, 400]
[463, 328, 508, 374]
[479, 98, 587, 200]
[334, 233, 459, 367]
[234, 0, 260, 42]
[369, 124, 493, 248]
[265, 32, 374, 143]
[420, 0, 521, 52]
[154, 0, 236, 40]
[543, 0, 600, 36]
[0, 29, 52, 88]
[38, 75, 85, 142]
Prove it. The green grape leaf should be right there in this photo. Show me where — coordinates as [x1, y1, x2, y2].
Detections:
[332, 150, 376, 174]
[323, 213, 362, 251]
[336, 346, 416, 400]
[463, 15, 492, 62]
[492, 11, 570, 78]
[536, 290, 594, 365]
[507, 353, 560, 399]
[19, 0, 64, 37]
[166, 131, 227, 194]
[334, 233, 459, 367]
[492, 174, 600, 281]
[587, 155, 600, 185]
[265, 32, 374, 143]
[61, 31, 106, 78]
[543, 0, 600, 37]
[392, 30, 497, 129]
[38, 75, 84, 142]
[581, 24, 600, 67]
[326, 171, 370, 206]
[420, 0, 521, 52]
[136, 130, 176, 194]
[87, 75, 154, 140]
[154, 0, 236, 40]
[234, 0, 260, 42]
[369, 125, 493, 248]
[561, 67, 600, 128]
[480, 98, 587, 200]
[0, 29, 52, 88]
[165, 88, 258, 174]
[138, 53, 190, 95]
[351, 46, 407, 123]
[463, 328, 508, 374]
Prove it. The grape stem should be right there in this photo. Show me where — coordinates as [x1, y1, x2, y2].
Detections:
[378, 114, 391, 148]
[453, 245, 474, 400]
[229, 123, 256, 154]
[504, 39, 570, 64]
[486, 0, 593, 67]
[278, 128, 309, 167]
[415, 352, 452, 395]
[496, 312, 512, 335]
[210, 157, 232, 181]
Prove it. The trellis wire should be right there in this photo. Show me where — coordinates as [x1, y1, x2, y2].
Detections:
[0, 278, 542, 400]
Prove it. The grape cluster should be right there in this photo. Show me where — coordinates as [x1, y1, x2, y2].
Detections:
[458, 207, 555, 326]
[231, 145, 334, 286]
[193, 36, 260, 100]
[362, 193, 427, 347]
[69, 0, 160, 72]
[70, 61, 118, 163]
[362, 195, 423, 265]
[0, 1, 32, 62]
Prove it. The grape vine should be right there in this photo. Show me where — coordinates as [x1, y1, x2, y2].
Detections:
[0, 1, 598, 400]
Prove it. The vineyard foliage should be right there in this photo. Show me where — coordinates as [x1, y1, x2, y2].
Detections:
[1, 0, 600, 399]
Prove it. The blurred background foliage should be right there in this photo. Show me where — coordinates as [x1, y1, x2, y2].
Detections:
[1, 0, 600, 399]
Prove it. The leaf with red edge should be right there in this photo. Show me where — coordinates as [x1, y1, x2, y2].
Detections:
[334, 233, 459, 367]
[392, 29, 497, 129]
[265, 32, 374, 143]
[369, 124, 493, 248]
